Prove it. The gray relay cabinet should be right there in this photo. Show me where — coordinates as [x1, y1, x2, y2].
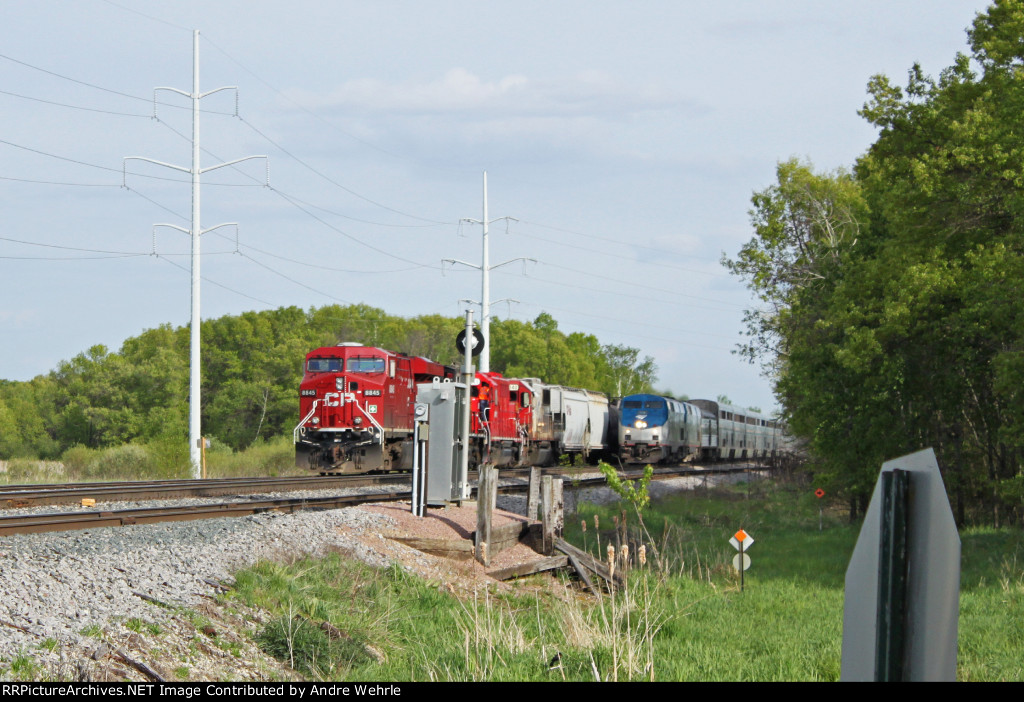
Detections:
[415, 378, 468, 506]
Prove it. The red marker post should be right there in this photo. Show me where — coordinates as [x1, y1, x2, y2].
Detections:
[815, 488, 826, 532]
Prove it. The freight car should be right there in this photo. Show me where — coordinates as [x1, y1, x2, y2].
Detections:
[521, 379, 617, 466]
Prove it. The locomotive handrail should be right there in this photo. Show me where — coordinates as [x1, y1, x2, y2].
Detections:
[351, 398, 385, 448]
[293, 400, 321, 443]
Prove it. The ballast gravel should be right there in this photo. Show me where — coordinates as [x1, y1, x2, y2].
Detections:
[0, 487, 401, 680]
[0, 470, 753, 681]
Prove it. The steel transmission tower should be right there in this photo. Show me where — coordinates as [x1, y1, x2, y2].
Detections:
[445, 171, 530, 372]
[124, 30, 268, 477]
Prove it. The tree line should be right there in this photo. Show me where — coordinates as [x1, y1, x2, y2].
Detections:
[726, 0, 1024, 525]
[0, 305, 656, 460]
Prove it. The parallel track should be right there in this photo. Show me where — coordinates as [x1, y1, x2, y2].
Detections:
[0, 474, 407, 509]
[0, 463, 767, 536]
[0, 461, 764, 509]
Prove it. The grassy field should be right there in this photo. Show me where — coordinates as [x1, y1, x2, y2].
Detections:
[225, 477, 1024, 681]
[0, 435, 304, 483]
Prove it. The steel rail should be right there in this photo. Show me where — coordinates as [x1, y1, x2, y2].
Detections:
[0, 460, 767, 509]
[0, 474, 411, 509]
[0, 463, 767, 537]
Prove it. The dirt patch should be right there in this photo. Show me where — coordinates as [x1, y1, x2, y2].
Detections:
[358, 502, 556, 594]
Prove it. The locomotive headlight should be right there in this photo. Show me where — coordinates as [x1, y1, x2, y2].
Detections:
[311, 417, 320, 425]
[335, 378, 344, 390]
[634, 420, 647, 429]
[354, 417, 363, 426]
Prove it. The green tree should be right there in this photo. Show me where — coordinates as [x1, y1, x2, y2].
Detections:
[727, 1, 1024, 524]
[600, 344, 657, 397]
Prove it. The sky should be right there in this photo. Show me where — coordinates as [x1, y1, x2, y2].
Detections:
[0, 0, 994, 413]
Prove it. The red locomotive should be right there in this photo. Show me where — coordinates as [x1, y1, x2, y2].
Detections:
[469, 371, 534, 467]
[294, 343, 457, 473]
[295, 342, 616, 474]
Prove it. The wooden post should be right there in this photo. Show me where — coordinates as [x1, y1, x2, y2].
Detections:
[475, 464, 497, 565]
[527, 466, 541, 521]
[541, 475, 554, 555]
[553, 478, 564, 537]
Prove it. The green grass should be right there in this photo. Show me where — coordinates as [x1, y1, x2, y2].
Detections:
[567, 479, 1024, 681]
[79, 623, 104, 639]
[0, 435, 305, 485]
[228, 479, 1023, 681]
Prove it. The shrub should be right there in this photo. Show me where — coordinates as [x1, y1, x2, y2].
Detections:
[87, 444, 152, 480]
[60, 445, 97, 481]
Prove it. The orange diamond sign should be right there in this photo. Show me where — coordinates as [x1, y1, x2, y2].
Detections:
[730, 530, 754, 551]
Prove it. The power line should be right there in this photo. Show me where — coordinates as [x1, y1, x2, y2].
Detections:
[509, 262, 745, 311]
[97, 0, 193, 32]
[518, 219, 725, 267]
[0, 175, 117, 187]
[267, 187, 440, 269]
[124, 185, 188, 221]
[0, 235, 146, 256]
[215, 234, 424, 275]
[510, 300, 740, 354]
[0, 137, 263, 186]
[0, 52, 149, 103]
[0, 52, 235, 116]
[235, 250, 354, 305]
[515, 227, 730, 279]
[155, 255, 274, 306]
[501, 296, 749, 343]
[0, 88, 151, 117]
[0, 253, 146, 261]
[238, 116, 452, 225]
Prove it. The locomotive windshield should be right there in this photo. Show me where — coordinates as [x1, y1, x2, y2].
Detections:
[348, 356, 386, 373]
[624, 400, 663, 409]
[306, 357, 343, 373]
[620, 394, 668, 427]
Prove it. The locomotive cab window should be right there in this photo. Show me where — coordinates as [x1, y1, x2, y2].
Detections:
[348, 356, 386, 373]
[307, 358, 343, 373]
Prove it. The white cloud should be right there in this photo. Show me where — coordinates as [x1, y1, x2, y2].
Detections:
[287, 68, 694, 119]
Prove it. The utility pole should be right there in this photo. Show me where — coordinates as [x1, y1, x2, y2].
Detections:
[124, 30, 268, 478]
[444, 171, 531, 372]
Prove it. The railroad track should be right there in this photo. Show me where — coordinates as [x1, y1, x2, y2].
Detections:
[0, 460, 763, 509]
[0, 474, 408, 509]
[0, 463, 767, 537]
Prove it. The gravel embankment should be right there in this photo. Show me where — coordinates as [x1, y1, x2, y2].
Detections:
[0, 487, 401, 680]
[0, 470, 753, 681]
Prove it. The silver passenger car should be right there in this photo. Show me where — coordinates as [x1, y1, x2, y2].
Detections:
[689, 399, 783, 460]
